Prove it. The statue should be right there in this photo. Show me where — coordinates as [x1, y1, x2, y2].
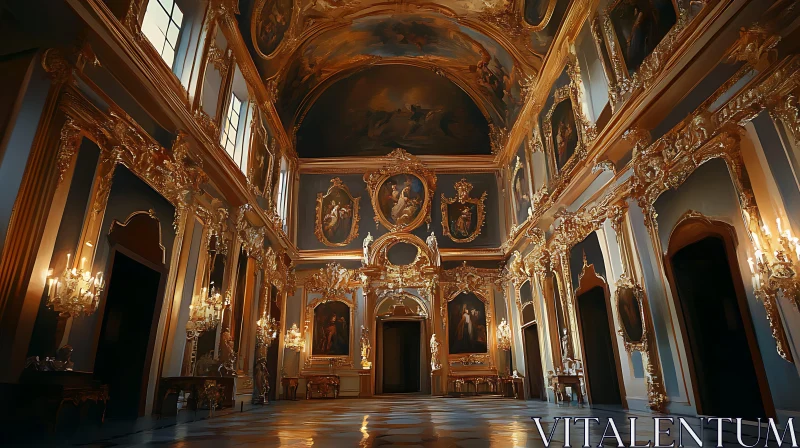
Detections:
[251, 356, 269, 405]
[426, 232, 440, 266]
[218, 331, 237, 376]
[362, 232, 373, 266]
[360, 325, 372, 369]
[560, 327, 571, 361]
[430, 334, 441, 371]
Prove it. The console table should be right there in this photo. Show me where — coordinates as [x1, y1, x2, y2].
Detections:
[447, 374, 499, 395]
[305, 375, 340, 399]
[551, 374, 584, 404]
[157, 376, 235, 416]
[281, 377, 299, 400]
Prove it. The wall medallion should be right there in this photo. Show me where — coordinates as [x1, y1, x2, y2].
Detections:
[614, 274, 647, 352]
[315, 178, 360, 247]
[251, 0, 294, 58]
[441, 178, 487, 243]
[364, 149, 437, 232]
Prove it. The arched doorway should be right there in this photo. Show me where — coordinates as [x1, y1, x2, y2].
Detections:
[374, 293, 430, 394]
[664, 215, 774, 421]
[574, 263, 624, 407]
[92, 212, 167, 418]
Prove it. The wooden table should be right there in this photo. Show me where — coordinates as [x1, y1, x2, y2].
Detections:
[499, 376, 525, 399]
[305, 375, 340, 399]
[551, 374, 584, 404]
[281, 377, 299, 400]
[157, 376, 234, 415]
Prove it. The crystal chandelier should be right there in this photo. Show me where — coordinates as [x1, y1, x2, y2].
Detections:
[256, 312, 279, 347]
[46, 253, 104, 318]
[188, 283, 226, 333]
[496, 318, 512, 351]
[284, 323, 305, 352]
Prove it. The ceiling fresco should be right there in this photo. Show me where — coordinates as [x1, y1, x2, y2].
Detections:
[296, 64, 492, 158]
[234, 0, 578, 157]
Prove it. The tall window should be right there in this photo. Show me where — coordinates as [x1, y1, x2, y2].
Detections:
[141, 0, 184, 69]
[275, 157, 289, 228]
[221, 95, 247, 170]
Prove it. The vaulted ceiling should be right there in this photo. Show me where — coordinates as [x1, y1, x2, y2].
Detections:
[234, 0, 575, 158]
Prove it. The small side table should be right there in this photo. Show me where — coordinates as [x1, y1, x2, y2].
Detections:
[552, 374, 584, 404]
[281, 377, 299, 400]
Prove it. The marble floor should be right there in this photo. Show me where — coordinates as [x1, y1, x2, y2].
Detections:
[31, 395, 767, 447]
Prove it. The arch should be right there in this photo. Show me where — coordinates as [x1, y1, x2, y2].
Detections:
[108, 210, 166, 266]
[375, 290, 430, 318]
[369, 232, 436, 271]
[663, 211, 775, 419]
[574, 261, 626, 407]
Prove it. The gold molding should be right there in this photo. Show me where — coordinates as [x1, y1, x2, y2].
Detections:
[440, 179, 487, 244]
[314, 178, 361, 247]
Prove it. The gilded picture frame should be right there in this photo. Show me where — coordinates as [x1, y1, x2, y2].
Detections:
[314, 177, 360, 247]
[303, 294, 356, 369]
[614, 274, 647, 352]
[440, 178, 487, 243]
[364, 149, 437, 232]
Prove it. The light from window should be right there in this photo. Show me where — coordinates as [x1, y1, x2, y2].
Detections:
[141, 0, 184, 69]
[221, 95, 245, 167]
[276, 158, 289, 228]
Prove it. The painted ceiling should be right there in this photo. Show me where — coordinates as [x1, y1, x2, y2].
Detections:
[235, 0, 575, 158]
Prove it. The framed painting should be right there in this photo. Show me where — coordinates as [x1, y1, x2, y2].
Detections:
[364, 149, 437, 232]
[607, 0, 678, 75]
[510, 155, 532, 225]
[251, 0, 294, 58]
[311, 300, 351, 357]
[315, 178, 360, 247]
[447, 292, 488, 355]
[615, 275, 647, 351]
[441, 179, 487, 243]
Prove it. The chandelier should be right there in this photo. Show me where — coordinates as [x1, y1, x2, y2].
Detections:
[284, 323, 305, 352]
[256, 312, 279, 347]
[46, 253, 104, 318]
[496, 318, 512, 351]
[188, 283, 226, 333]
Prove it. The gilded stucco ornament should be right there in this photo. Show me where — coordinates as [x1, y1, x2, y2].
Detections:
[195, 199, 231, 255]
[208, 39, 233, 78]
[726, 26, 780, 70]
[56, 119, 83, 185]
[363, 149, 437, 232]
[489, 125, 509, 156]
[440, 179, 487, 243]
[306, 262, 358, 300]
[315, 178, 361, 247]
[237, 204, 267, 266]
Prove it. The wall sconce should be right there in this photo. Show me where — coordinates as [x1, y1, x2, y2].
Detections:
[256, 312, 278, 347]
[497, 318, 512, 351]
[284, 323, 305, 352]
[748, 218, 800, 307]
[46, 253, 104, 318]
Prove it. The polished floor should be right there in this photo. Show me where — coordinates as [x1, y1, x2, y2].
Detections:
[40, 395, 766, 447]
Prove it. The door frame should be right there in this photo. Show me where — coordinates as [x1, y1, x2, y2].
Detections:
[375, 316, 428, 395]
[521, 320, 546, 400]
[662, 215, 775, 418]
[574, 263, 627, 408]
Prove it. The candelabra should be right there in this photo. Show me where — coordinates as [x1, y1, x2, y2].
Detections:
[748, 218, 800, 307]
[496, 318, 512, 351]
[188, 283, 226, 333]
[46, 253, 104, 318]
[284, 323, 305, 352]
[256, 312, 279, 348]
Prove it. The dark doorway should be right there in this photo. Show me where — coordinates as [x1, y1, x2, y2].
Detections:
[523, 324, 546, 399]
[669, 236, 768, 420]
[577, 286, 622, 405]
[381, 321, 421, 393]
[93, 252, 162, 418]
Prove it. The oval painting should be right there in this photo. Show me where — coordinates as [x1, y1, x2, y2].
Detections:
[617, 286, 644, 343]
[252, 0, 294, 58]
[319, 187, 355, 245]
[377, 174, 426, 229]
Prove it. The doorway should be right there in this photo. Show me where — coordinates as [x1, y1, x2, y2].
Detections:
[576, 283, 623, 406]
[380, 321, 421, 393]
[667, 228, 772, 421]
[93, 251, 163, 418]
[523, 324, 546, 399]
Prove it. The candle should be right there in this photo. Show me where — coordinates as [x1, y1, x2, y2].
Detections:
[753, 234, 762, 251]
[777, 218, 783, 235]
[763, 224, 771, 236]
[747, 257, 755, 274]
[80, 257, 86, 270]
